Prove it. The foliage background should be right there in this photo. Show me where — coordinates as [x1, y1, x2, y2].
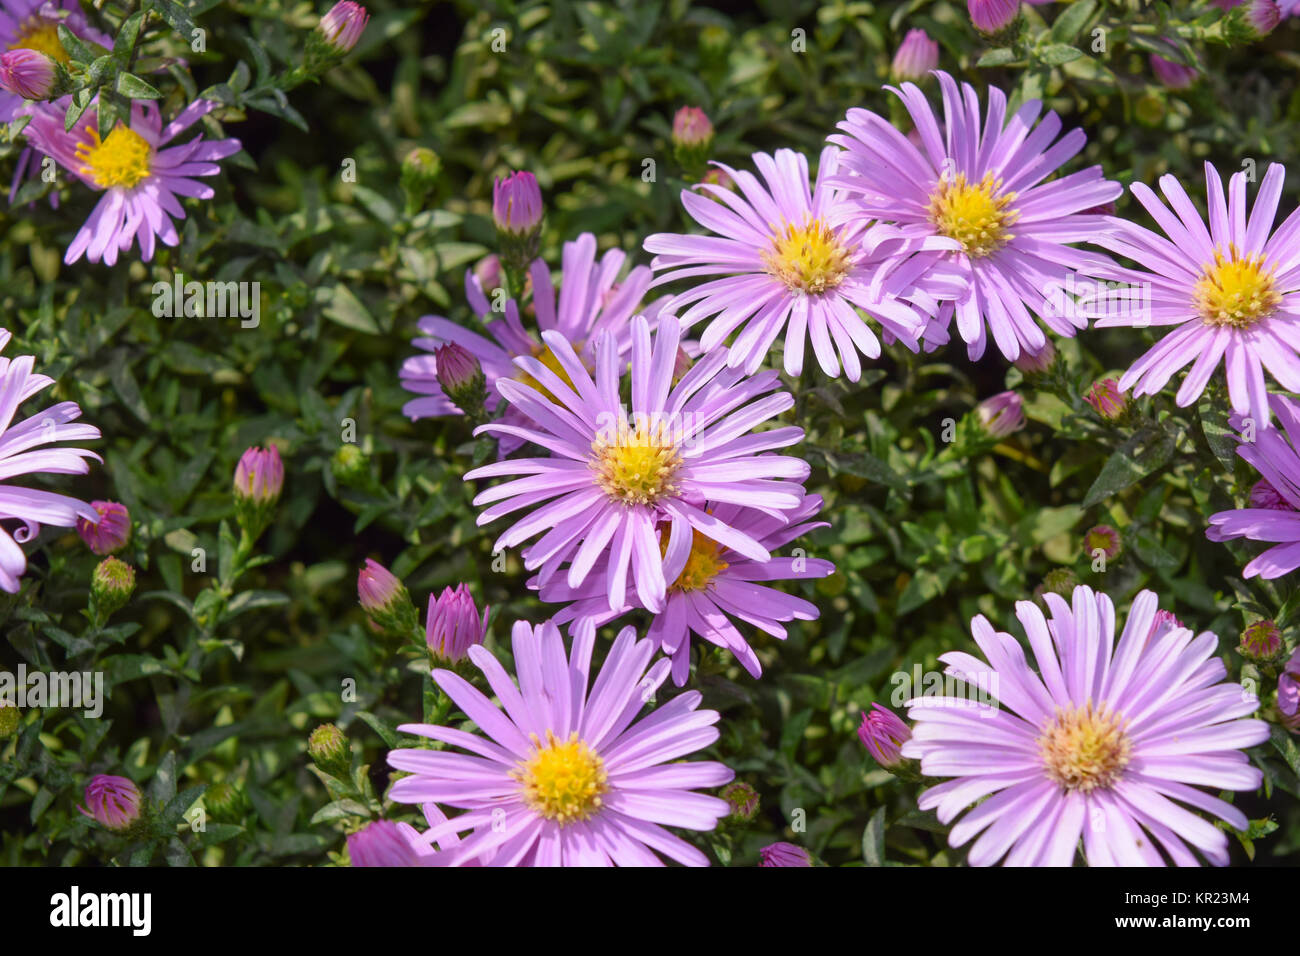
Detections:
[2, 0, 1299, 866]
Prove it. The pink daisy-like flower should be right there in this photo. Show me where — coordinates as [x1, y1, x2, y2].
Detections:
[387, 619, 734, 866]
[1088, 162, 1300, 428]
[464, 314, 810, 615]
[401, 233, 658, 455]
[903, 585, 1269, 866]
[538, 494, 834, 685]
[20, 96, 240, 265]
[643, 146, 962, 380]
[828, 72, 1122, 362]
[347, 806, 463, 867]
[1206, 394, 1300, 579]
[0, 328, 101, 593]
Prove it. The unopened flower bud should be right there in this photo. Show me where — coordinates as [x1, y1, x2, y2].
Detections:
[434, 343, 487, 418]
[80, 775, 142, 831]
[400, 146, 441, 214]
[91, 557, 135, 621]
[1035, 568, 1079, 602]
[77, 500, 131, 556]
[425, 583, 489, 663]
[1085, 378, 1128, 421]
[1083, 525, 1122, 562]
[719, 781, 759, 822]
[0, 49, 65, 100]
[205, 781, 251, 824]
[358, 559, 419, 637]
[233, 445, 284, 539]
[308, 722, 351, 776]
[318, 1, 369, 54]
[1150, 54, 1198, 90]
[331, 443, 369, 485]
[1249, 480, 1293, 511]
[672, 106, 714, 170]
[968, 0, 1020, 37]
[759, 841, 812, 867]
[975, 390, 1024, 438]
[1013, 340, 1056, 376]
[1239, 620, 1283, 662]
[1224, 0, 1281, 41]
[493, 170, 543, 271]
[857, 703, 911, 769]
[891, 29, 939, 82]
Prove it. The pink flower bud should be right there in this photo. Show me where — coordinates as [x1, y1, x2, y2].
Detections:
[80, 774, 142, 830]
[76, 500, 131, 555]
[0, 49, 58, 100]
[671, 106, 713, 149]
[1085, 378, 1128, 421]
[425, 583, 489, 662]
[891, 29, 939, 81]
[1239, 620, 1282, 661]
[976, 390, 1024, 438]
[1083, 525, 1122, 562]
[318, 1, 369, 54]
[857, 703, 911, 768]
[233, 445, 284, 505]
[358, 559, 404, 614]
[1012, 340, 1056, 375]
[492, 170, 543, 236]
[968, 0, 1019, 34]
[759, 841, 812, 867]
[1150, 54, 1198, 90]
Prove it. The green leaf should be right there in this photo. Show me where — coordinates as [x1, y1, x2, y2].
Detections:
[976, 48, 1016, 68]
[1081, 428, 1175, 508]
[862, 806, 887, 866]
[114, 10, 148, 60]
[1049, 0, 1096, 44]
[320, 283, 379, 334]
[116, 72, 163, 100]
[1038, 44, 1084, 67]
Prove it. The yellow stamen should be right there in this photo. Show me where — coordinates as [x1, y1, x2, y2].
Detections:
[928, 172, 1018, 258]
[1194, 245, 1281, 329]
[662, 528, 729, 592]
[75, 124, 152, 190]
[1038, 702, 1131, 793]
[8, 17, 69, 65]
[514, 731, 608, 825]
[590, 417, 682, 507]
[761, 218, 852, 295]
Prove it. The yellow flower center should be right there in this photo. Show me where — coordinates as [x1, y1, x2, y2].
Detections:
[1194, 246, 1281, 329]
[590, 417, 682, 506]
[663, 528, 729, 592]
[9, 17, 69, 64]
[76, 124, 152, 190]
[761, 218, 852, 295]
[928, 172, 1018, 258]
[1038, 703, 1131, 794]
[515, 731, 608, 825]
[514, 341, 583, 405]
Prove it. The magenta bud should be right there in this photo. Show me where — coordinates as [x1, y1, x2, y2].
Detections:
[77, 500, 131, 555]
[975, 390, 1024, 438]
[492, 170, 543, 237]
[0, 49, 59, 100]
[1150, 54, 1198, 90]
[759, 841, 812, 867]
[1085, 378, 1128, 421]
[857, 703, 911, 768]
[1239, 620, 1283, 662]
[425, 583, 489, 663]
[671, 106, 714, 149]
[1083, 525, 1122, 562]
[233, 445, 284, 505]
[967, 0, 1019, 34]
[80, 774, 142, 831]
[1012, 340, 1056, 376]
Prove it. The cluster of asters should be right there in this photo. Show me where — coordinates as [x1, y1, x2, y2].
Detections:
[1, 2, 1293, 867]
[376, 44, 1299, 863]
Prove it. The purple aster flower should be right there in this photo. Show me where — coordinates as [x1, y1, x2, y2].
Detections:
[538, 494, 835, 684]
[903, 585, 1269, 866]
[891, 29, 939, 82]
[1279, 649, 1300, 716]
[0, 329, 101, 593]
[1089, 163, 1300, 429]
[1206, 394, 1300, 579]
[858, 703, 911, 768]
[387, 619, 734, 866]
[828, 72, 1122, 362]
[400, 233, 659, 455]
[465, 314, 810, 615]
[759, 841, 812, 866]
[79, 774, 142, 830]
[76, 500, 130, 555]
[425, 582, 489, 662]
[644, 146, 962, 380]
[20, 97, 241, 265]
[347, 806, 464, 867]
